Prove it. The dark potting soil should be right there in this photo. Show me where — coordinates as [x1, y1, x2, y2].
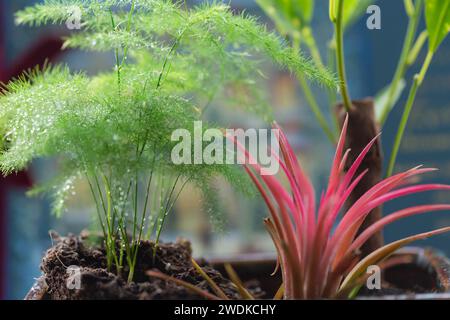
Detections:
[39, 233, 263, 300]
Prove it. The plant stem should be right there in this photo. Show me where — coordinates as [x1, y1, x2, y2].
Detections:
[334, 0, 352, 111]
[86, 174, 107, 238]
[258, 7, 338, 143]
[293, 38, 336, 143]
[102, 174, 121, 274]
[92, 174, 114, 270]
[327, 38, 338, 104]
[404, 0, 415, 17]
[386, 51, 434, 177]
[86, 173, 114, 270]
[407, 30, 428, 66]
[132, 173, 138, 246]
[121, 0, 136, 66]
[110, 0, 136, 97]
[302, 26, 341, 135]
[127, 263, 135, 283]
[156, 26, 187, 90]
[417, 50, 434, 83]
[109, 10, 121, 96]
[327, 37, 340, 135]
[298, 74, 336, 143]
[154, 175, 181, 247]
[379, 0, 423, 126]
[301, 27, 325, 68]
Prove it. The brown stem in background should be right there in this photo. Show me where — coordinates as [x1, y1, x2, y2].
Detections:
[336, 99, 384, 257]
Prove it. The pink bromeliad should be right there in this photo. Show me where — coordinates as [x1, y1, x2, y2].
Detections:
[228, 115, 450, 299]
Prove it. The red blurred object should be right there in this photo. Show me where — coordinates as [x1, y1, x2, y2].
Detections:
[0, 2, 65, 299]
[0, 36, 64, 83]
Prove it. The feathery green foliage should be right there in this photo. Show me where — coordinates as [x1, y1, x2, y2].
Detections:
[15, 0, 338, 89]
[2, 0, 337, 282]
[0, 62, 246, 280]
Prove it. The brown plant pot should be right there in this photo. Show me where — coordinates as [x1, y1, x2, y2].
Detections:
[209, 246, 450, 300]
[26, 246, 450, 300]
[336, 98, 384, 257]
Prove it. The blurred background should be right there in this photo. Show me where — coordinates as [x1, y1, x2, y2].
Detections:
[1, 0, 449, 299]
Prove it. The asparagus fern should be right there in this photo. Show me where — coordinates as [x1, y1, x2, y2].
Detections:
[1, 0, 337, 282]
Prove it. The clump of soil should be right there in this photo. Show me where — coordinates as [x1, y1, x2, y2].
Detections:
[37, 233, 262, 300]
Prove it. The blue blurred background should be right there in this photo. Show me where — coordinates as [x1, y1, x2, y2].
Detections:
[1, 0, 449, 299]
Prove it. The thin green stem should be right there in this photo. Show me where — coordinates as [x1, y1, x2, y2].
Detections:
[404, 0, 415, 17]
[130, 152, 158, 279]
[102, 173, 121, 274]
[116, 214, 132, 281]
[94, 174, 107, 215]
[379, 0, 423, 126]
[417, 50, 433, 84]
[259, 3, 338, 142]
[386, 78, 419, 177]
[152, 175, 189, 259]
[118, 180, 132, 269]
[154, 175, 181, 247]
[86, 174, 107, 238]
[132, 173, 138, 246]
[327, 37, 340, 134]
[130, 169, 154, 279]
[92, 173, 115, 270]
[293, 38, 336, 144]
[109, 1, 136, 97]
[386, 51, 434, 177]
[109, 10, 121, 96]
[135, 28, 188, 164]
[407, 30, 428, 66]
[108, 169, 117, 236]
[146, 174, 161, 240]
[86, 173, 114, 270]
[301, 27, 325, 68]
[121, 0, 136, 66]
[327, 38, 338, 103]
[103, 175, 113, 237]
[298, 75, 336, 143]
[160, 179, 188, 237]
[156, 26, 187, 90]
[334, 0, 352, 111]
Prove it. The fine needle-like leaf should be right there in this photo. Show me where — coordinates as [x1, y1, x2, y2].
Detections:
[191, 258, 230, 300]
[224, 264, 255, 300]
[146, 270, 221, 300]
[274, 284, 285, 300]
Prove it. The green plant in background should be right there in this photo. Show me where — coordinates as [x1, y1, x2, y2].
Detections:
[257, 0, 333, 142]
[257, 0, 450, 177]
[387, 0, 450, 176]
[329, 0, 370, 112]
[257, 0, 373, 142]
[0, 0, 336, 282]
